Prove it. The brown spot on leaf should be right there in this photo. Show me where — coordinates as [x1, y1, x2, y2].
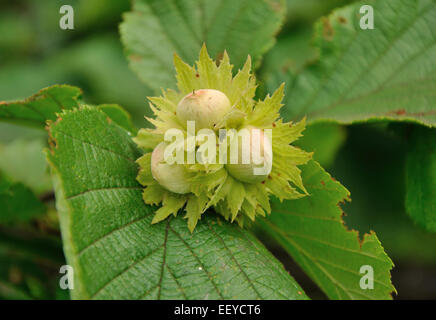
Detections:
[129, 54, 142, 62]
[196, 73, 200, 78]
[268, 0, 283, 13]
[272, 122, 276, 127]
[321, 180, 325, 186]
[322, 17, 334, 40]
[395, 109, 406, 115]
[338, 16, 347, 24]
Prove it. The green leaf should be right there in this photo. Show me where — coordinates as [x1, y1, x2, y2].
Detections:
[0, 172, 46, 224]
[46, 107, 307, 300]
[405, 126, 436, 232]
[294, 123, 346, 168]
[120, 0, 285, 91]
[97, 104, 137, 134]
[279, 0, 436, 127]
[260, 27, 316, 85]
[0, 85, 82, 128]
[256, 160, 395, 300]
[0, 85, 136, 133]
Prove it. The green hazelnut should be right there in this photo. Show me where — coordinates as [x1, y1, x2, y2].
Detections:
[225, 127, 273, 183]
[177, 89, 231, 129]
[151, 142, 193, 194]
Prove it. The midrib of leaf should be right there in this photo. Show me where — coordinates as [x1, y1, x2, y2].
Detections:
[66, 186, 143, 201]
[209, 1, 251, 59]
[146, 1, 198, 61]
[202, 0, 226, 39]
[169, 0, 203, 45]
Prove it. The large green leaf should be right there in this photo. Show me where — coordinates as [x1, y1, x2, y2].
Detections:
[405, 126, 436, 232]
[278, 0, 436, 127]
[46, 107, 307, 300]
[120, 0, 285, 91]
[257, 160, 395, 300]
[0, 172, 45, 224]
[0, 85, 82, 127]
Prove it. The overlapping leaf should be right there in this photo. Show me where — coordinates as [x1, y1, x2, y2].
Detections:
[257, 160, 395, 300]
[120, 0, 285, 91]
[277, 0, 436, 127]
[0, 85, 82, 127]
[46, 107, 307, 300]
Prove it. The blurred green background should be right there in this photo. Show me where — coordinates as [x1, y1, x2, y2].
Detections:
[0, 0, 435, 299]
